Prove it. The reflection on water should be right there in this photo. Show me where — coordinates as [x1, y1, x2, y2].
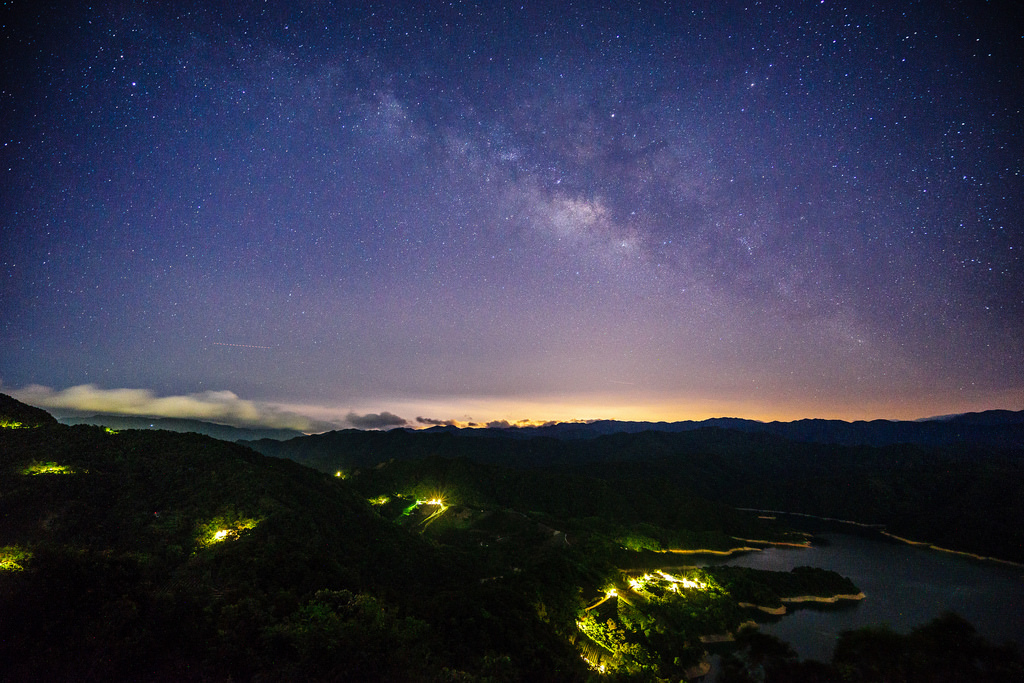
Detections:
[694, 529, 1024, 662]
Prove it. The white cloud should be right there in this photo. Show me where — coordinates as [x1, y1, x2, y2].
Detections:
[344, 410, 407, 429]
[10, 384, 327, 431]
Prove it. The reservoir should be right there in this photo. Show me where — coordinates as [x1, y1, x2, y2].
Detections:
[697, 529, 1024, 663]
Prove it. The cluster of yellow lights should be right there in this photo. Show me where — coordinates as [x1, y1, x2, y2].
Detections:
[577, 572, 712, 673]
[0, 420, 27, 429]
[334, 470, 348, 479]
[419, 497, 448, 524]
[627, 571, 706, 595]
[203, 519, 260, 546]
[398, 494, 452, 523]
[628, 576, 651, 592]
[0, 546, 31, 572]
[399, 496, 449, 526]
[580, 654, 607, 674]
[21, 462, 75, 476]
[368, 495, 391, 506]
[657, 570, 704, 590]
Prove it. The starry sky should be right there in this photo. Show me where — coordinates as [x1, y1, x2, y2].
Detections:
[2, 1, 1022, 430]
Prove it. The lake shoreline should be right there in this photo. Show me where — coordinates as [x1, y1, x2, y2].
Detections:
[739, 591, 866, 615]
[712, 531, 1024, 663]
[739, 508, 1024, 567]
[657, 546, 762, 556]
[653, 537, 814, 556]
[880, 532, 1024, 568]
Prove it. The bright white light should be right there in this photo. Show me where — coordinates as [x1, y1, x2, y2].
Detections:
[656, 570, 704, 590]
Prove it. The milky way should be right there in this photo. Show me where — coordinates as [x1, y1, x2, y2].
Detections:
[2, 1, 1022, 427]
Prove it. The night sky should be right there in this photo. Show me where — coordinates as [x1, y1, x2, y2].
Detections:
[3, 1, 1022, 430]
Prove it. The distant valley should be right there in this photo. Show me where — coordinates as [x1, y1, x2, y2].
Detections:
[56, 408, 1024, 449]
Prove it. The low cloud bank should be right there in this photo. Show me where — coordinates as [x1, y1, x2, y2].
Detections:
[416, 416, 459, 427]
[345, 411, 407, 429]
[7, 384, 599, 433]
[11, 384, 331, 432]
[484, 418, 569, 429]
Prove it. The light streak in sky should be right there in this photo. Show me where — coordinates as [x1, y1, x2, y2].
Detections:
[212, 343, 273, 349]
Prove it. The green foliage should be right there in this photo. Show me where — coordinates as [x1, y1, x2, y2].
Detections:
[324, 450, 877, 680]
[0, 393, 59, 428]
[832, 612, 1024, 683]
[194, 514, 261, 548]
[617, 524, 663, 551]
[577, 612, 628, 655]
[19, 461, 75, 475]
[718, 613, 1024, 682]
[569, 569, 760, 678]
[348, 455, 790, 560]
[0, 415, 589, 681]
[0, 545, 31, 571]
[252, 424, 1024, 563]
[264, 589, 433, 681]
[16, 396, 1012, 683]
[705, 565, 858, 608]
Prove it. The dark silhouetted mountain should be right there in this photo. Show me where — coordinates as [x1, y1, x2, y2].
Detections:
[0, 393, 58, 427]
[247, 424, 1024, 563]
[59, 414, 305, 441]
[444, 410, 1024, 449]
[1, 397, 588, 681]
[939, 409, 1024, 426]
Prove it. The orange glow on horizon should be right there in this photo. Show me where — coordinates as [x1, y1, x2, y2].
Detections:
[387, 391, 1024, 430]
[218, 387, 1024, 434]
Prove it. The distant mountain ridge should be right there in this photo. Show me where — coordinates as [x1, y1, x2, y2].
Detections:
[58, 414, 305, 442]
[425, 409, 1024, 448]
[32, 405, 1024, 448]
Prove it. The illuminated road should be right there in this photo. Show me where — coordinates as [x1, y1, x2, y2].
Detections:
[585, 589, 617, 612]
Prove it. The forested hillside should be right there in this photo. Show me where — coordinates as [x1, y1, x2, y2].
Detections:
[249, 426, 1024, 564]
[4, 395, 1021, 681]
[0, 415, 585, 681]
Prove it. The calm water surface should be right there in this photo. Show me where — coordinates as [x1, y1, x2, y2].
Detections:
[695, 531, 1024, 662]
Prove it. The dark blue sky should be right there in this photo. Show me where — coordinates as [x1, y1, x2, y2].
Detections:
[2, 1, 1022, 429]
